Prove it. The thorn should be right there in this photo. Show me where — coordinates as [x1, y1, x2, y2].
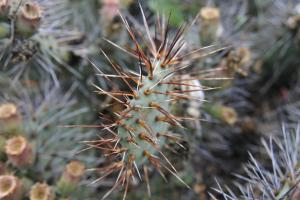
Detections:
[144, 165, 151, 197]
[139, 133, 157, 147]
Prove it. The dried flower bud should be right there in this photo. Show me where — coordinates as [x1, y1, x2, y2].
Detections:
[224, 47, 252, 77]
[63, 161, 85, 184]
[286, 15, 300, 30]
[0, 175, 23, 200]
[200, 7, 220, 21]
[236, 47, 252, 66]
[30, 183, 55, 200]
[16, 2, 42, 37]
[199, 7, 223, 45]
[56, 161, 85, 197]
[204, 104, 238, 125]
[220, 106, 237, 125]
[0, 103, 18, 120]
[5, 136, 34, 168]
[0, 103, 22, 135]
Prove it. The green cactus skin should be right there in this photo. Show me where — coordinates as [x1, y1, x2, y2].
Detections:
[118, 62, 171, 164]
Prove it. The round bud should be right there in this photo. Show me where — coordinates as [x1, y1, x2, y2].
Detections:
[30, 183, 55, 200]
[0, 103, 22, 136]
[16, 2, 42, 37]
[5, 136, 33, 168]
[0, 175, 23, 200]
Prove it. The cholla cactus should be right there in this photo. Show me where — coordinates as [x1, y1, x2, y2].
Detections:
[84, 4, 222, 199]
[198, 6, 223, 46]
[0, 0, 86, 84]
[0, 77, 99, 199]
[211, 123, 300, 200]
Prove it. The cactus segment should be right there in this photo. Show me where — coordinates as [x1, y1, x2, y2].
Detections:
[84, 4, 222, 199]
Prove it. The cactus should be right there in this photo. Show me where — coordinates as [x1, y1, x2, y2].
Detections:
[211, 123, 300, 200]
[56, 160, 85, 197]
[198, 7, 223, 46]
[0, 77, 99, 199]
[83, 4, 223, 199]
[0, 0, 86, 84]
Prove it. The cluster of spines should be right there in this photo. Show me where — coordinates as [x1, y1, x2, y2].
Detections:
[83, 3, 223, 200]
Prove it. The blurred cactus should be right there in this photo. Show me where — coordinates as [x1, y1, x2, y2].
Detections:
[0, 77, 98, 199]
[198, 7, 223, 46]
[30, 182, 55, 200]
[0, 0, 87, 84]
[57, 161, 85, 197]
[212, 124, 300, 199]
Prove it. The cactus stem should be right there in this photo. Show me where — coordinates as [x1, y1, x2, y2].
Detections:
[84, 3, 224, 198]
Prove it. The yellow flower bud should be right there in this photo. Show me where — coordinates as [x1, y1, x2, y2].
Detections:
[16, 2, 42, 37]
[5, 136, 34, 168]
[0, 175, 23, 200]
[30, 183, 55, 200]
